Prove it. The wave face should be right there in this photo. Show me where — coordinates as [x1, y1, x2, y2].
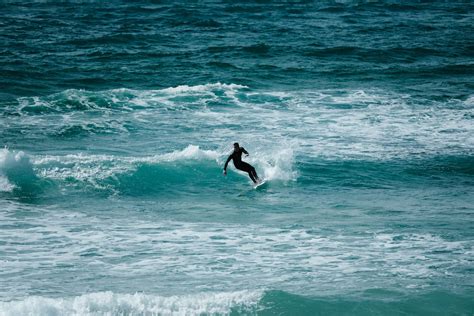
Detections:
[1, 1, 473, 315]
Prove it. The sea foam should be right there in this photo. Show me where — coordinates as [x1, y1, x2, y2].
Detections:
[0, 148, 37, 193]
[0, 290, 263, 316]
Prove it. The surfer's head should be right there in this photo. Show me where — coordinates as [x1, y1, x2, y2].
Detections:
[233, 142, 240, 150]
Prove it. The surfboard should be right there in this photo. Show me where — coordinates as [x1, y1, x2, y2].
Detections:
[253, 179, 267, 189]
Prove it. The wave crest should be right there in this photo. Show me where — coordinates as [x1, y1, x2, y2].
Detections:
[0, 148, 41, 195]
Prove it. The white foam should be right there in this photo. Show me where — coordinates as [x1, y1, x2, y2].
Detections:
[330, 90, 385, 105]
[0, 148, 35, 192]
[0, 149, 13, 192]
[104, 83, 247, 112]
[284, 89, 474, 159]
[253, 147, 297, 182]
[463, 94, 474, 106]
[0, 174, 14, 192]
[0, 290, 263, 316]
[160, 83, 247, 95]
[152, 145, 220, 162]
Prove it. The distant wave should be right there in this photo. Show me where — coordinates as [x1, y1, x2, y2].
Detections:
[14, 83, 248, 115]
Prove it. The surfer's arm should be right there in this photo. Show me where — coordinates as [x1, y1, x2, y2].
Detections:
[242, 148, 249, 156]
[223, 155, 232, 173]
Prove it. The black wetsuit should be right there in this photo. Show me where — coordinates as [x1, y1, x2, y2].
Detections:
[224, 147, 259, 183]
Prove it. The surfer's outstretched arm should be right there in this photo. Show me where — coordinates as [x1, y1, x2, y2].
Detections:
[223, 155, 232, 175]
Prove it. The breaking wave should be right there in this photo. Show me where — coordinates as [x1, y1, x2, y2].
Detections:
[4, 145, 296, 196]
[0, 148, 45, 196]
[0, 290, 263, 316]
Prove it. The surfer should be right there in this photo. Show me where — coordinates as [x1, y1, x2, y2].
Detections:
[223, 143, 260, 184]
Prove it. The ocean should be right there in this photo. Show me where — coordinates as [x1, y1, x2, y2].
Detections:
[1, 1, 473, 315]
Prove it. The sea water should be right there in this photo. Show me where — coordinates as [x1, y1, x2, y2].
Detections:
[0, 1, 473, 315]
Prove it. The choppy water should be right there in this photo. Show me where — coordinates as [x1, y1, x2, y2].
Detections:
[1, 1, 473, 315]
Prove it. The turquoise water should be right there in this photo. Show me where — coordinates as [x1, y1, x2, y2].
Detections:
[1, 1, 473, 315]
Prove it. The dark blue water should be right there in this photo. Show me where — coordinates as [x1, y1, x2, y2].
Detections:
[2, 1, 473, 98]
[1, 1, 473, 315]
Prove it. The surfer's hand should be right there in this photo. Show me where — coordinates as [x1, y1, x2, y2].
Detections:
[245, 154, 249, 157]
[223, 170, 227, 176]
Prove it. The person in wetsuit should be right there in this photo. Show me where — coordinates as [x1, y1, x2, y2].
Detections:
[223, 143, 260, 184]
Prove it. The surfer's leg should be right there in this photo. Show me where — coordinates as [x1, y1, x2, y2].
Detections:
[237, 163, 257, 183]
[250, 167, 259, 181]
[248, 166, 259, 182]
[248, 171, 257, 183]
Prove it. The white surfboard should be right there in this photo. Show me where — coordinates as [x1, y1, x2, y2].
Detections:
[253, 179, 267, 189]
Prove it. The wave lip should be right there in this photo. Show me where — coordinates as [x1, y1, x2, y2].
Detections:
[147, 145, 220, 163]
[0, 290, 264, 316]
[0, 148, 41, 195]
